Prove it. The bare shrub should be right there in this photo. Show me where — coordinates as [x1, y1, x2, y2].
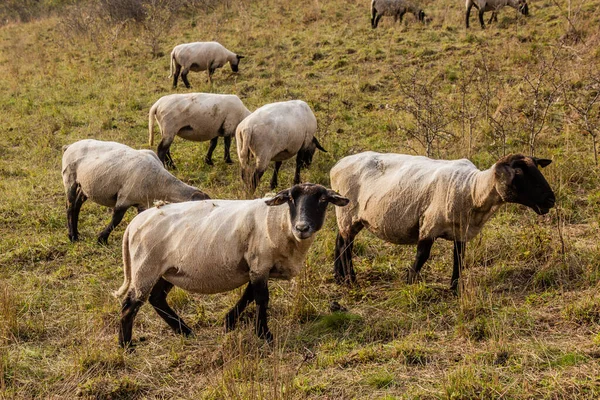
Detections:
[140, 0, 181, 58]
[564, 74, 600, 165]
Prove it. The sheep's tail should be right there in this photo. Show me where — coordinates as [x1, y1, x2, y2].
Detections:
[113, 228, 132, 298]
[237, 127, 252, 184]
[148, 102, 158, 146]
[168, 50, 175, 78]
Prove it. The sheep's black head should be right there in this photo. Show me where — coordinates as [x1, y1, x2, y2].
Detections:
[418, 10, 426, 22]
[297, 137, 327, 169]
[231, 55, 245, 72]
[265, 183, 349, 241]
[494, 154, 555, 215]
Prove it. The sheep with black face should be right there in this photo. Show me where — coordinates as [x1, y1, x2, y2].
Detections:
[331, 152, 555, 292]
[465, 0, 528, 29]
[114, 183, 349, 348]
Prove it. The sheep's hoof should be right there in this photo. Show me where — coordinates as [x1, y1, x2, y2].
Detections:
[259, 330, 273, 343]
[225, 158, 233, 165]
[407, 269, 418, 284]
[97, 236, 109, 245]
[204, 158, 214, 166]
[68, 234, 79, 243]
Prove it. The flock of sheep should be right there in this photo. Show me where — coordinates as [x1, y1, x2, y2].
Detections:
[60, 2, 554, 348]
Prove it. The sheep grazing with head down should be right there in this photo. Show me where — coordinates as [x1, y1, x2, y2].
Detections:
[169, 41, 245, 88]
[62, 139, 210, 245]
[331, 152, 555, 292]
[149, 93, 251, 168]
[236, 100, 326, 194]
[465, 0, 528, 29]
[114, 183, 349, 348]
[371, 0, 426, 29]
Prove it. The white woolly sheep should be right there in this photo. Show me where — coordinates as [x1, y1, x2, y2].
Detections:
[62, 139, 210, 244]
[331, 152, 555, 292]
[114, 183, 349, 347]
[371, 0, 426, 28]
[466, 0, 528, 29]
[149, 93, 251, 168]
[169, 41, 245, 88]
[236, 100, 326, 193]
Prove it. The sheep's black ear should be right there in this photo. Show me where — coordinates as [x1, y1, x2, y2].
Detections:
[313, 137, 327, 152]
[265, 189, 291, 206]
[533, 158, 552, 168]
[326, 190, 350, 207]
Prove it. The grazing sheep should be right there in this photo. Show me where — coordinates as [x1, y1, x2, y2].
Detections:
[371, 0, 426, 29]
[169, 41, 245, 88]
[114, 183, 349, 347]
[62, 139, 209, 244]
[331, 152, 555, 291]
[236, 100, 326, 193]
[465, 0, 528, 29]
[149, 93, 251, 168]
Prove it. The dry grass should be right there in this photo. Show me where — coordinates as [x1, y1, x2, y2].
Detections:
[1, 0, 600, 398]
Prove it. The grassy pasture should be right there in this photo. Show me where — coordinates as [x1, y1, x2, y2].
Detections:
[1, 0, 600, 398]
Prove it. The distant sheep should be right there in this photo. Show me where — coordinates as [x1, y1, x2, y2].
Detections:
[114, 183, 349, 348]
[62, 139, 209, 244]
[149, 93, 251, 168]
[331, 152, 555, 291]
[169, 41, 244, 88]
[371, 0, 426, 28]
[465, 0, 528, 29]
[236, 100, 326, 193]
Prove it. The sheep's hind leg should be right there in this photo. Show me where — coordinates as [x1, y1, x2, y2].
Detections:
[67, 183, 87, 242]
[204, 137, 218, 165]
[270, 161, 283, 190]
[157, 137, 176, 169]
[334, 222, 364, 285]
[119, 292, 144, 349]
[97, 206, 128, 245]
[181, 68, 191, 88]
[450, 241, 466, 294]
[172, 64, 181, 89]
[478, 9, 486, 28]
[149, 278, 193, 336]
[223, 135, 233, 164]
[225, 283, 255, 332]
[407, 239, 434, 284]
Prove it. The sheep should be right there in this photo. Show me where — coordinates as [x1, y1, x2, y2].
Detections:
[62, 139, 210, 245]
[371, 0, 426, 29]
[149, 93, 251, 168]
[114, 183, 349, 348]
[169, 41, 245, 88]
[331, 152, 555, 292]
[236, 100, 326, 194]
[465, 0, 528, 29]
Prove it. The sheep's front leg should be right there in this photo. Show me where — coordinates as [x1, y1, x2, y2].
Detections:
[225, 282, 255, 332]
[407, 239, 434, 284]
[252, 278, 273, 342]
[223, 135, 233, 164]
[119, 293, 144, 349]
[270, 161, 283, 190]
[204, 137, 218, 166]
[293, 155, 304, 185]
[97, 206, 128, 245]
[450, 241, 466, 294]
[149, 278, 193, 336]
[374, 14, 383, 28]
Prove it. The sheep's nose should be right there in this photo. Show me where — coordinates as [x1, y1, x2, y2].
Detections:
[546, 195, 556, 208]
[295, 223, 310, 233]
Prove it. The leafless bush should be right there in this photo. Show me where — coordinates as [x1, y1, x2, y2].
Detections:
[140, 0, 181, 58]
[564, 74, 600, 165]
[395, 69, 456, 157]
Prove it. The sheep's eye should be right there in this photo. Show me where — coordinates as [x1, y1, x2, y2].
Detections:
[319, 196, 328, 203]
[514, 168, 523, 175]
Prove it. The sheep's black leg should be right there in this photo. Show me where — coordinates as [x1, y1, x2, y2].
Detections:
[225, 283, 255, 332]
[450, 241, 466, 293]
[119, 293, 144, 349]
[294, 155, 303, 185]
[270, 161, 283, 190]
[172, 64, 181, 89]
[487, 12, 496, 24]
[399, 11, 405, 23]
[157, 138, 176, 169]
[149, 278, 193, 336]
[208, 68, 215, 83]
[375, 15, 383, 28]
[204, 137, 218, 166]
[223, 135, 233, 164]
[334, 222, 364, 285]
[407, 239, 434, 284]
[136, 206, 147, 214]
[478, 9, 486, 28]
[371, 10, 377, 28]
[252, 279, 272, 342]
[97, 206, 128, 245]
[465, 4, 473, 28]
[181, 68, 191, 88]
[250, 169, 265, 193]
[67, 183, 86, 242]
